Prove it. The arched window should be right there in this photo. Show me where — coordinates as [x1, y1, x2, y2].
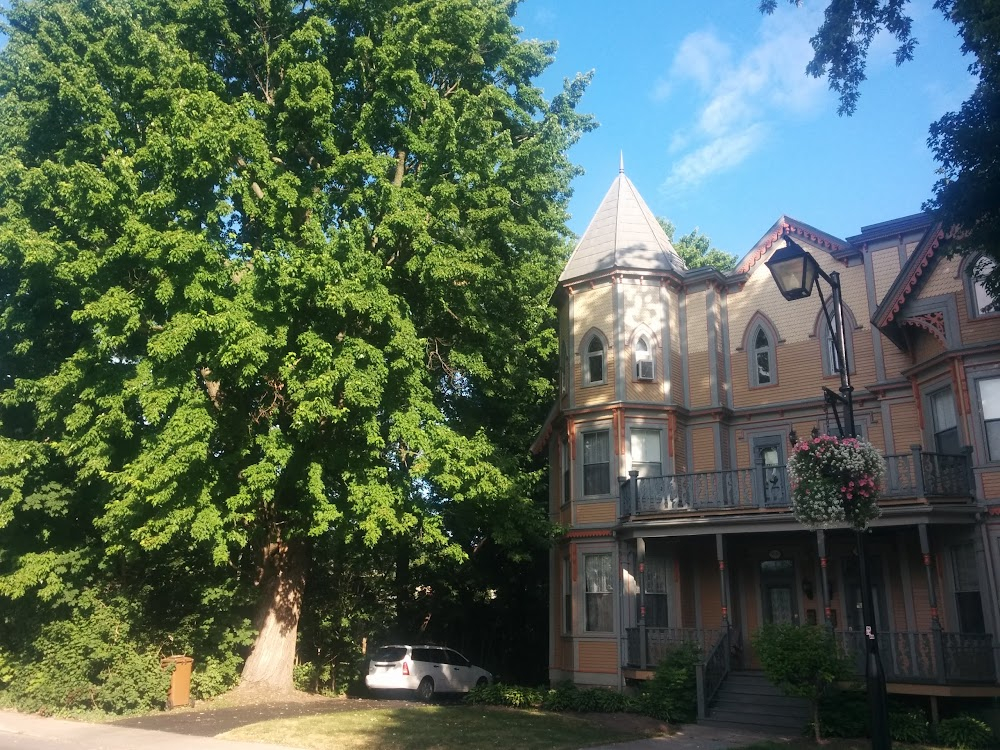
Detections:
[752, 327, 774, 387]
[742, 314, 780, 389]
[584, 334, 606, 385]
[634, 335, 654, 380]
[970, 255, 998, 317]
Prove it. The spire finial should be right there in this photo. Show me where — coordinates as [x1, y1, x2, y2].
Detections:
[619, 151, 624, 174]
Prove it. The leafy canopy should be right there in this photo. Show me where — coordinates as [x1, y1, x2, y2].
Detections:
[0, 0, 594, 697]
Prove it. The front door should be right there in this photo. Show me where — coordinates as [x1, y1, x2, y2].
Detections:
[760, 559, 798, 625]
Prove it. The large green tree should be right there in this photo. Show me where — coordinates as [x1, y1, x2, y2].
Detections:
[763, 0, 1000, 303]
[657, 217, 737, 272]
[0, 0, 592, 695]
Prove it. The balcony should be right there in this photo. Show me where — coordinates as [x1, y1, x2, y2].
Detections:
[619, 446, 974, 519]
[624, 627, 998, 686]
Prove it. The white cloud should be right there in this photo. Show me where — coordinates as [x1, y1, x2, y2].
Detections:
[657, 3, 831, 192]
[665, 125, 768, 195]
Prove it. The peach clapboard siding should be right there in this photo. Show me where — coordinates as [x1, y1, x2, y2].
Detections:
[572, 284, 615, 405]
[888, 401, 922, 454]
[729, 245, 871, 353]
[575, 363, 615, 407]
[575, 502, 616, 526]
[981, 470, 1000, 500]
[692, 427, 716, 472]
[577, 640, 618, 674]
[872, 247, 901, 305]
[687, 351, 712, 407]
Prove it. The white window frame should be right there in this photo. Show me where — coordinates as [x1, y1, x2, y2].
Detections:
[975, 376, 1000, 462]
[583, 333, 607, 386]
[969, 255, 998, 318]
[584, 552, 613, 632]
[629, 427, 663, 478]
[582, 429, 611, 497]
[928, 388, 960, 454]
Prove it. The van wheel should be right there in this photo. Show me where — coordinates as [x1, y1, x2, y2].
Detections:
[417, 677, 434, 702]
[476, 677, 488, 688]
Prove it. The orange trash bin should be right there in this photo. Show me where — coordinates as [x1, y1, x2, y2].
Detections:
[161, 655, 194, 709]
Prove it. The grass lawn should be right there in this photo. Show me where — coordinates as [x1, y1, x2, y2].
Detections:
[219, 704, 652, 750]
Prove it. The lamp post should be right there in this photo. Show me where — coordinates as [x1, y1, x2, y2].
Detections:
[766, 235, 891, 750]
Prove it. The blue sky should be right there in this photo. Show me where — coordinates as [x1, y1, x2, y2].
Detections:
[515, 0, 977, 256]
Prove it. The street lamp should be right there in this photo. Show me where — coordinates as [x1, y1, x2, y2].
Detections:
[766, 234, 891, 750]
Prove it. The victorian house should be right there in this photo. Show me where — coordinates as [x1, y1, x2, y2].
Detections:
[532, 166, 1000, 721]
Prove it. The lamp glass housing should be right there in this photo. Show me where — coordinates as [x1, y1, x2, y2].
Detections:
[766, 239, 819, 301]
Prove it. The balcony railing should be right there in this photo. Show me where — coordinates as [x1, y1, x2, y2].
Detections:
[625, 626, 997, 686]
[620, 446, 973, 518]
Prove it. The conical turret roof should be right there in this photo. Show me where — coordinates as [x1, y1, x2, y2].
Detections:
[560, 167, 686, 282]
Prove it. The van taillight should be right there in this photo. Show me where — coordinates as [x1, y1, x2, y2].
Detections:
[402, 662, 409, 676]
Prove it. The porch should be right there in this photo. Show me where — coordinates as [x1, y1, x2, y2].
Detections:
[622, 626, 999, 686]
[619, 446, 974, 518]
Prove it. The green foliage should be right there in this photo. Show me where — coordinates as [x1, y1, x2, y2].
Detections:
[752, 624, 851, 701]
[817, 690, 869, 738]
[656, 218, 737, 272]
[0, 0, 592, 692]
[465, 681, 639, 714]
[465, 682, 545, 708]
[2, 591, 169, 714]
[539, 681, 638, 713]
[639, 641, 701, 723]
[752, 624, 852, 741]
[937, 715, 995, 749]
[889, 707, 930, 744]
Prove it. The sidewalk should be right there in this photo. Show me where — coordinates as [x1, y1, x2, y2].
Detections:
[0, 710, 299, 750]
[588, 723, 789, 750]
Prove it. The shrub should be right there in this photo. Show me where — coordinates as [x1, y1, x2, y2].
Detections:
[465, 682, 544, 708]
[937, 715, 995, 749]
[3, 592, 169, 714]
[639, 641, 700, 724]
[889, 707, 929, 743]
[752, 624, 853, 742]
[817, 690, 869, 738]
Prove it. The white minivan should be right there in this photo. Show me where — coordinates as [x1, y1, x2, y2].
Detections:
[365, 645, 492, 700]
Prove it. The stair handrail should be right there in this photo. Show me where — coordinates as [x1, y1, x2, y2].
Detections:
[696, 626, 731, 720]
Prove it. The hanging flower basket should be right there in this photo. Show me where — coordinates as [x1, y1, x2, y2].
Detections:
[787, 434, 885, 530]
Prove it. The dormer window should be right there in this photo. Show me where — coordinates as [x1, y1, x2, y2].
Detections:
[635, 336, 654, 380]
[584, 334, 606, 386]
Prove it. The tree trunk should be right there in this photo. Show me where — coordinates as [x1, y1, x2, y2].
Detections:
[240, 538, 308, 692]
[813, 701, 822, 743]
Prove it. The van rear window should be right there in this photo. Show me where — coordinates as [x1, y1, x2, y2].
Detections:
[372, 647, 407, 663]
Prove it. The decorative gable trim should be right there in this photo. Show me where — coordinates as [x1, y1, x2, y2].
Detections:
[899, 311, 948, 346]
[873, 225, 945, 326]
[736, 217, 848, 276]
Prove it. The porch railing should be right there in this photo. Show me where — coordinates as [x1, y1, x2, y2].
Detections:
[836, 630, 996, 685]
[621, 447, 972, 518]
[624, 627, 724, 669]
[625, 627, 996, 686]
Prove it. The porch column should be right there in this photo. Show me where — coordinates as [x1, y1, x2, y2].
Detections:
[817, 530, 832, 628]
[716, 533, 729, 628]
[637, 537, 647, 670]
[919, 523, 946, 683]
